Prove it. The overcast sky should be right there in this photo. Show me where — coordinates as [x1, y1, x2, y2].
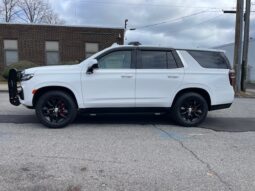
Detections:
[48, 0, 255, 48]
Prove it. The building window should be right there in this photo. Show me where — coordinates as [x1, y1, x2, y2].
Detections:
[4, 40, 18, 66]
[45, 41, 59, 65]
[85, 43, 99, 58]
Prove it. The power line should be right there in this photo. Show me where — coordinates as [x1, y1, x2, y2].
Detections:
[127, 14, 224, 46]
[126, 13, 232, 46]
[129, 10, 219, 30]
[167, 14, 224, 34]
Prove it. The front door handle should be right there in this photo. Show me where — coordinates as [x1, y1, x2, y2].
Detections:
[121, 75, 133, 79]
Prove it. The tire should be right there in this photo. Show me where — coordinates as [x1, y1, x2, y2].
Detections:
[35, 91, 78, 128]
[171, 92, 208, 127]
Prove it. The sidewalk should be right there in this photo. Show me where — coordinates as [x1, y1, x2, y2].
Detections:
[0, 83, 8, 92]
[242, 89, 255, 98]
[239, 83, 255, 98]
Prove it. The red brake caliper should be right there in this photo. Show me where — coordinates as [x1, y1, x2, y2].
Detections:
[59, 102, 66, 117]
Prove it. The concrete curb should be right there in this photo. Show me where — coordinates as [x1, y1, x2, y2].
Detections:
[235, 90, 255, 99]
[236, 96, 255, 99]
[235, 95, 255, 99]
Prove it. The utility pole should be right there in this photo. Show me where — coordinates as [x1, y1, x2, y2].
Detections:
[124, 19, 128, 43]
[233, 0, 244, 93]
[241, 0, 251, 92]
[125, 19, 128, 30]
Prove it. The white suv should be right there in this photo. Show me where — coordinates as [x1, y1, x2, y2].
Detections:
[8, 44, 235, 128]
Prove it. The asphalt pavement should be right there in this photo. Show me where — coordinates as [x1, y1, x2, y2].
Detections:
[0, 92, 255, 191]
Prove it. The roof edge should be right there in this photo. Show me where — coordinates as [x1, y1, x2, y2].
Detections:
[106, 44, 225, 52]
[0, 22, 124, 30]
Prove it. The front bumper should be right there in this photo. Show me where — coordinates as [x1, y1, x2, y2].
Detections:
[8, 69, 23, 106]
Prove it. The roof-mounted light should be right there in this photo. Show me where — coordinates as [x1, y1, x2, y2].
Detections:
[128, 41, 141, 46]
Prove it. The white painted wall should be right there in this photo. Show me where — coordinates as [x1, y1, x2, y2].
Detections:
[215, 39, 255, 82]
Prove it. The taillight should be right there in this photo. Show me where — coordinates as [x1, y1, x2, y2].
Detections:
[229, 70, 235, 86]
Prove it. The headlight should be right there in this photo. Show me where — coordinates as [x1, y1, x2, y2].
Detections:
[21, 73, 34, 81]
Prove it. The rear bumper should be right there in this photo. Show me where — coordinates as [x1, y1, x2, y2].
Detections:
[8, 69, 23, 106]
[210, 103, 232, 111]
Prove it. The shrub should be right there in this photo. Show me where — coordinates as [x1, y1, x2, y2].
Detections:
[0, 75, 5, 82]
[2, 61, 39, 80]
[61, 60, 80, 65]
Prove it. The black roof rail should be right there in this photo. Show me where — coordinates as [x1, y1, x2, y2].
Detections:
[128, 41, 141, 46]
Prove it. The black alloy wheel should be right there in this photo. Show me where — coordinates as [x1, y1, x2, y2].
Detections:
[172, 92, 208, 127]
[36, 91, 77, 128]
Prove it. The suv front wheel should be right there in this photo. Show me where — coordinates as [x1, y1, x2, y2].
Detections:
[171, 92, 208, 127]
[35, 91, 78, 128]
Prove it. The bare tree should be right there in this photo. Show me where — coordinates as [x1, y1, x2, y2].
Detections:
[44, 9, 65, 25]
[17, 0, 49, 23]
[0, 0, 18, 22]
[0, 4, 2, 18]
[17, 0, 64, 24]
[0, 0, 65, 24]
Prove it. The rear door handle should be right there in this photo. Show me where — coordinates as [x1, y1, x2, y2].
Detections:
[168, 76, 179, 79]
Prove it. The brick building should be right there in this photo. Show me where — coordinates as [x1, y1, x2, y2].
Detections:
[0, 23, 124, 71]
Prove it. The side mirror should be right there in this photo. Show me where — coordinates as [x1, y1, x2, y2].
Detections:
[86, 59, 99, 74]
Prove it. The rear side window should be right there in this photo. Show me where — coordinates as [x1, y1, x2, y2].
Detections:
[139, 50, 179, 69]
[168, 52, 178, 69]
[141, 51, 167, 69]
[188, 50, 231, 69]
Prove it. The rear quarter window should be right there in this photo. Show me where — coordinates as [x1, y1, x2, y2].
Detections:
[188, 50, 231, 69]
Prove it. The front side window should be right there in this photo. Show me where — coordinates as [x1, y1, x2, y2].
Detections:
[98, 51, 131, 69]
[4, 40, 18, 66]
[140, 51, 167, 69]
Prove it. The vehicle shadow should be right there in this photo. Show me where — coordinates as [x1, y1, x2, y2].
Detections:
[75, 114, 255, 132]
[75, 113, 171, 125]
[0, 114, 254, 132]
[200, 117, 255, 132]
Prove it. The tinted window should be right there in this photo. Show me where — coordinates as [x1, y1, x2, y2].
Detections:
[168, 52, 178, 69]
[188, 50, 230, 69]
[140, 51, 167, 69]
[98, 51, 131, 69]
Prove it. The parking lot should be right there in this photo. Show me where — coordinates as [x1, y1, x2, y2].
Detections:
[0, 92, 255, 191]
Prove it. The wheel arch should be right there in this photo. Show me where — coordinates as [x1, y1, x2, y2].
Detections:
[32, 86, 78, 108]
[172, 88, 212, 110]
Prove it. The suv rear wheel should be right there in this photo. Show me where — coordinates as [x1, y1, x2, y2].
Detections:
[171, 92, 208, 127]
[35, 91, 77, 128]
